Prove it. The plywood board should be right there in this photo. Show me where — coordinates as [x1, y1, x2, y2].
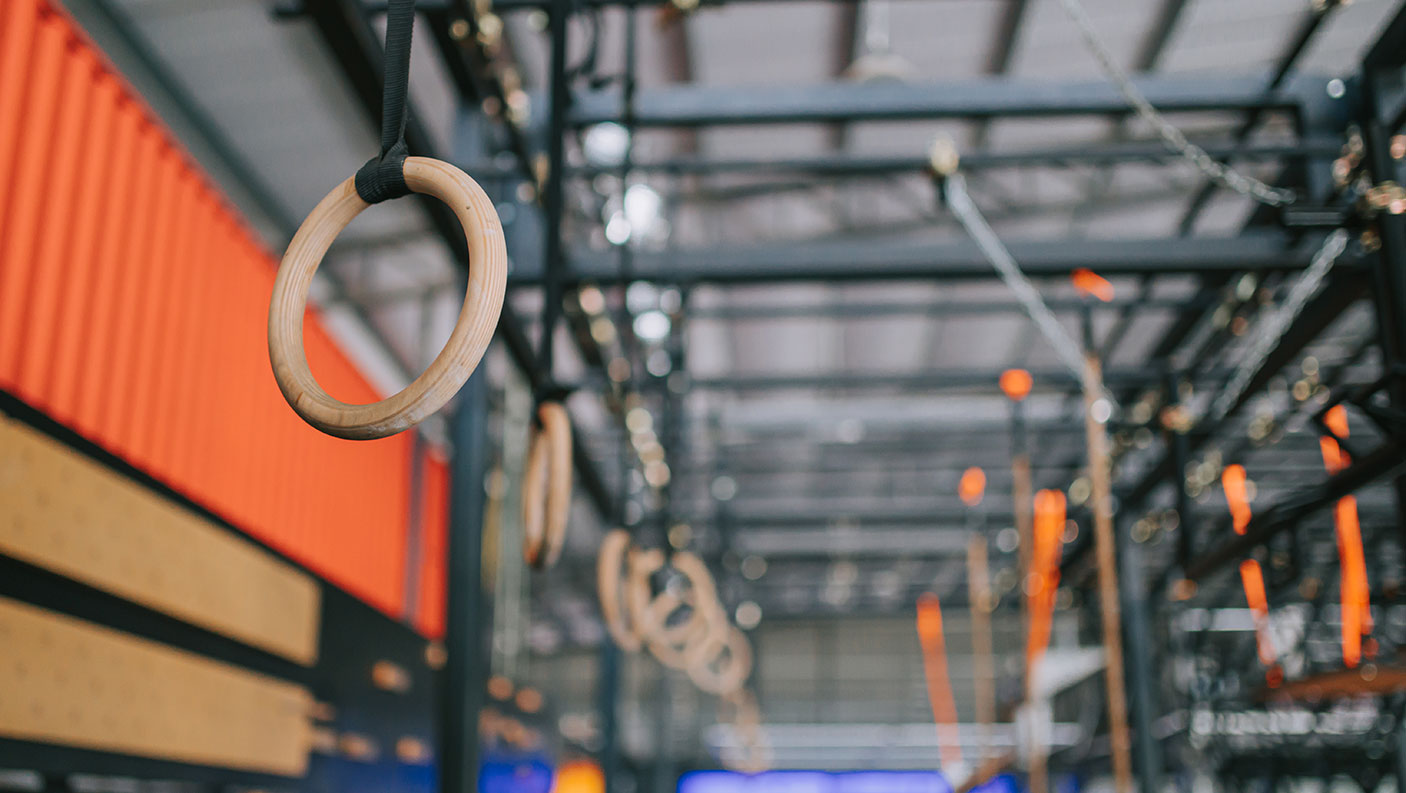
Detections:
[0, 597, 313, 775]
[0, 418, 319, 664]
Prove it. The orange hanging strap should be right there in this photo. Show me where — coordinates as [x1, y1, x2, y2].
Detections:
[1221, 464, 1252, 535]
[959, 466, 987, 507]
[916, 593, 964, 773]
[1237, 560, 1277, 668]
[1026, 490, 1066, 669]
[1071, 268, 1115, 303]
[1319, 405, 1351, 474]
[999, 369, 1033, 402]
[1319, 407, 1371, 666]
[1335, 496, 1371, 667]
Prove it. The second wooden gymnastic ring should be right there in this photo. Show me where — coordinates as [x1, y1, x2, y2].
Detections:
[597, 529, 642, 652]
[269, 157, 506, 439]
[522, 401, 572, 568]
[688, 624, 753, 696]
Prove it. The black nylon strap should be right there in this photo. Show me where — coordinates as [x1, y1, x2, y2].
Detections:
[355, 0, 415, 204]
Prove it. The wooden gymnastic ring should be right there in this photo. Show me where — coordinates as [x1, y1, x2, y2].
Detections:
[522, 401, 572, 568]
[657, 552, 718, 645]
[269, 157, 506, 440]
[597, 529, 642, 652]
[627, 548, 713, 669]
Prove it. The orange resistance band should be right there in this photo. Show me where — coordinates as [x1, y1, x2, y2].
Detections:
[1238, 560, 1277, 668]
[1222, 464, 1252, 535]
[1318, 406, 1372, 668]
[916, 593, 964, 773]
[1026, 490, 1066, 669]
[1221, 465, 1277, 675]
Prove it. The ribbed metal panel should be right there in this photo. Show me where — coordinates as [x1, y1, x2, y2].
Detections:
[0, 0, 448, 627]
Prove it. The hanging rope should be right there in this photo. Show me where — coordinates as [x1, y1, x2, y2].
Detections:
[943, 173, 1095, 390]
[1206, 229, 1350, 421]
[355, 0, 415, 205]
[268, 0, 507, 440]
[1055, 0, 1296, 208]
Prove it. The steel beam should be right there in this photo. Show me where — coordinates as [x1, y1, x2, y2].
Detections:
[687, 366, 1229, 393]
[507, 231, 1332, 286]
[1176, 2, 1340, 233]
[1362, 3, 1406, 548]
[1183, 440, 1406, 581]
[572, 138, 1342, 178]
[689, 294, 1213, 321]
[566, 74, 1316, 127]
[1060, 268, 1370, 577]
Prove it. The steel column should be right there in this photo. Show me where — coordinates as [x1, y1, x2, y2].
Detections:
[440, 370, 491, 793]
[1116, 514, 1163, 793]
[1362, 3, 1406, 542]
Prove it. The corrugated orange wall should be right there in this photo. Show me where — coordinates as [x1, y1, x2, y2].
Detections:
[0, 0, 449, 629]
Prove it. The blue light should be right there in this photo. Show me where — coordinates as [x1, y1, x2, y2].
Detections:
[679, 770, 956, 793]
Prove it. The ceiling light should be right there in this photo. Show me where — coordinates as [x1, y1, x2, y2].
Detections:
[623, 183, 662, 236]
[604, 211, 631, 246]
[633, 309, 671, 343]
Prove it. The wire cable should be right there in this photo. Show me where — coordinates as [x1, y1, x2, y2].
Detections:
[944, 173, 1091, 387]
[1206, 229, 1350, 420]
[1055, 0, 1297, 208]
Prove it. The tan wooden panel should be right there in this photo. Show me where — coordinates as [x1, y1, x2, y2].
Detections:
[0, 419, 320, 664]
[0, 598, 313, 775]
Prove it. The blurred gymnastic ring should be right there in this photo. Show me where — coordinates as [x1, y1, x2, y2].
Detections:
[269, 157, 506, 440]
[522, 401, 572, 568]
[627, 549, 711, 668]
[597, 530, 642, 652]
[689, 625, 753, 696]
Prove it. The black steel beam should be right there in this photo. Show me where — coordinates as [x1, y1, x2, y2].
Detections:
[1134, 0, 1191, 71]
[1060, 268, 1370, 577]
[566, 74, 1314, 127]
[1362, 1, 1406, 549]
[571, 137, 1342, 178]
[687, 366, 1229, 393]
[1176, 2, 1339, 233]
[689, 294, 1213, 320]
[1183, 440, 1406, 580]
[509, 231, 1331, 285]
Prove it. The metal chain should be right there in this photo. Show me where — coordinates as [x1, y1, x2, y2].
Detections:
[945, 173, 1094, 388]
[1206, 229, 1351, 421]
[1056, 0, 1297, 208]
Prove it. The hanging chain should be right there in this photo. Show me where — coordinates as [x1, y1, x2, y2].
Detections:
[1206, 229, 1351, 422]
[1056, 0, 1297, 208]
[945, 173, 1105, 396]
